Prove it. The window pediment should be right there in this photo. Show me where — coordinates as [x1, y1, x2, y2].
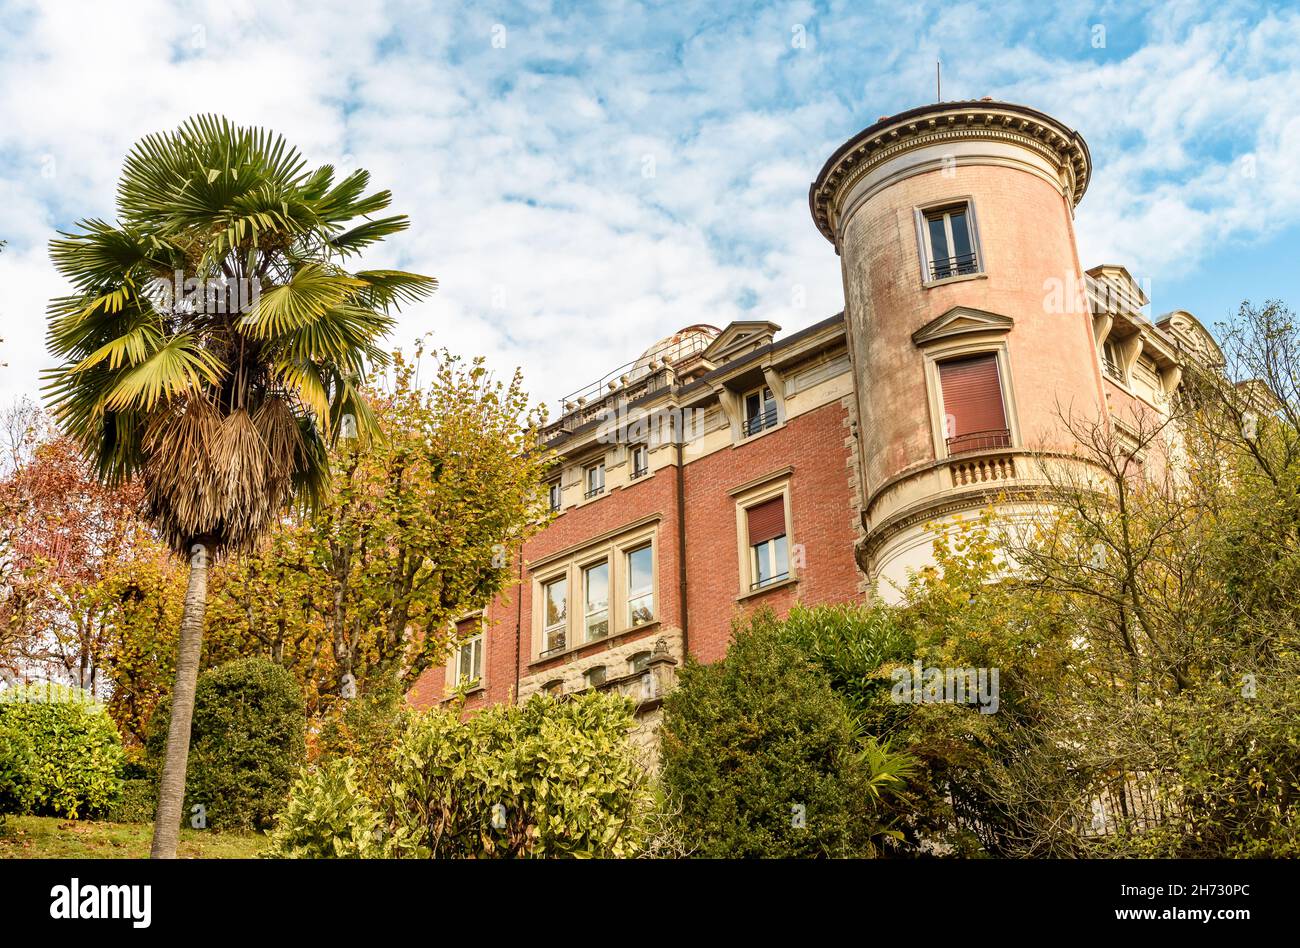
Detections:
[911, 306, 1014, 347]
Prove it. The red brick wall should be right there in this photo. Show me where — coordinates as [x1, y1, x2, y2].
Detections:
[682, 398, 862, 664]
[410, 396, 864, 708]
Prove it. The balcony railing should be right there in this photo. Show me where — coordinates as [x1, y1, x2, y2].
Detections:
[750, 571, 790, 591]
[584, 485, 604, 499]
[743, 405, 779, 437]
[629, 465, 648, 480]
[929, 251, 980, 282]
[946, 427, 1011, 456]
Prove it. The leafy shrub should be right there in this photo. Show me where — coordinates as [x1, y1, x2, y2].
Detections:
[106, 778, 157, 824]
[314, 684, 412, 799]
[0, 723, 34, 824]
[779, 602, 914, 715]
[270, 691, 654, 858]
[264, 758, 383, 858]
[659, 610, 914, 858]
[0, 685, 124, 819]
[147, 657, 306, 831]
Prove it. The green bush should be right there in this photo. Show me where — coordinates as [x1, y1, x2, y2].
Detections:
[659, 610, 914, 858]
[264, 759, 384, 858]
[106, 778, 157, 824]
[0, 685, 124, 819]
[0, 722, 34, 824]
[315, 684, 412, 799]
[269, 691, 654, 858]
[147, 657, 306, 831]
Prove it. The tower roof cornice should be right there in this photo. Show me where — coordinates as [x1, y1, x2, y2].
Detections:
[808, 100, 1092, 244]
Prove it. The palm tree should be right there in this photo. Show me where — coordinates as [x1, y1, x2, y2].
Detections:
[43, 116, 436, 857]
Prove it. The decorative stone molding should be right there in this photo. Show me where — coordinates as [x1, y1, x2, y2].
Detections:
[911, 305, 1014, 347]
[809, 101, 1091, 245]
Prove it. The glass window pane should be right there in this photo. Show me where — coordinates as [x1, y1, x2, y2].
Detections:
[628, 545, 652, 595]
[584, 562, 609, 640]
[949, 210, 972, 260]
[927, 215, 950, 264]
[629, 593, 653, 627]
[544, 578, 566, 647]
[773, 534, 789, 578]
[754, 539, 772, 585]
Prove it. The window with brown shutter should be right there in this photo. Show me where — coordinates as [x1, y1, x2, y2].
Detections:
[938, 354, 1010, 455]
[746, 496, 786, 545]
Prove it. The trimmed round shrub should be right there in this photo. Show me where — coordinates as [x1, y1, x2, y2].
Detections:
[148, 657, 306, 831]
[0, 684, 124, 819]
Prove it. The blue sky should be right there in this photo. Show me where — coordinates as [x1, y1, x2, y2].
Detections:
[1, 0, 1297, 411]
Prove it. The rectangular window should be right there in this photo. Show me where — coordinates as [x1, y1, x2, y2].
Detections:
[583, 561, 609, 641]
[626, 544, 654, 626]
[584, 461, 605, 498]
[547, 480, 562, 513]
[630, 444, 649, 479]
[454, 633, 483, 688]
[923, 203, 979, 281]
[746, 497, 789, 589]
[939, 353, 1010, 455]
[742, 386, 778, 437]
[542, 576, 567, 655]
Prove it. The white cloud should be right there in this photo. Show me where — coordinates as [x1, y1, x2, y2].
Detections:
[1, 0, 1298, 414]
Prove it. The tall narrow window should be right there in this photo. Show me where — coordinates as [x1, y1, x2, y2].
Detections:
[630, 444, 649, 479]
[627, 544, 654, 626]
[1101, 338, 1126, 383]
[747, 497, 789, 589]
[939, 353, 1010, 455]
[542, 576, 567, 655]
[547, 479, 562, 513]
[923, 204, 979, 280]
[743, 386, 778, 436]
[584, 461, 605, 498]
[583, 561, 609, 641]
[454, 632, 482, 687]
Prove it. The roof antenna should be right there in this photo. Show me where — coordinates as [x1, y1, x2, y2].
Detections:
[936, 60, 942, 102]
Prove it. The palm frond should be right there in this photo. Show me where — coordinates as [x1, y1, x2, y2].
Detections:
[102, 333, 226, 412]
[240, 264, 367, 338]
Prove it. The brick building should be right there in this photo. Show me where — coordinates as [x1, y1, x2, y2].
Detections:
[409, 99, 1224, 745]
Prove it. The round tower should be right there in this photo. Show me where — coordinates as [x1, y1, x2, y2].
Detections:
[810, 100, 1106, 597]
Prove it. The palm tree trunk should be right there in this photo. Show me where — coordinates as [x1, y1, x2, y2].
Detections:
[150, 543, 210, 859]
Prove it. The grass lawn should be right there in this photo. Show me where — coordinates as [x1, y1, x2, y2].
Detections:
[0, 815, 268, 859]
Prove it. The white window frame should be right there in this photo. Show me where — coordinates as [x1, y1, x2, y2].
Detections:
[530, 525, 658, 660]
[444, 613, 486, 692]
[547, 479, 563, 513]
[1101, 338, 1127, 383]
[626, 542, 655, 627]
[582, 558, 610, 643]
[750, 534, 790, 590]
[915, 198, 983, 285]
[541, 574, 568, 656]
[584, 460, 606, 498]
[733, 479, 795, 595]
[742, 385, 778, 437]
[629, 444, 649, 478]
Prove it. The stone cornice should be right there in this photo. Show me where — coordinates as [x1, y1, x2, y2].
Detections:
[809, 100, 1092, 244]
